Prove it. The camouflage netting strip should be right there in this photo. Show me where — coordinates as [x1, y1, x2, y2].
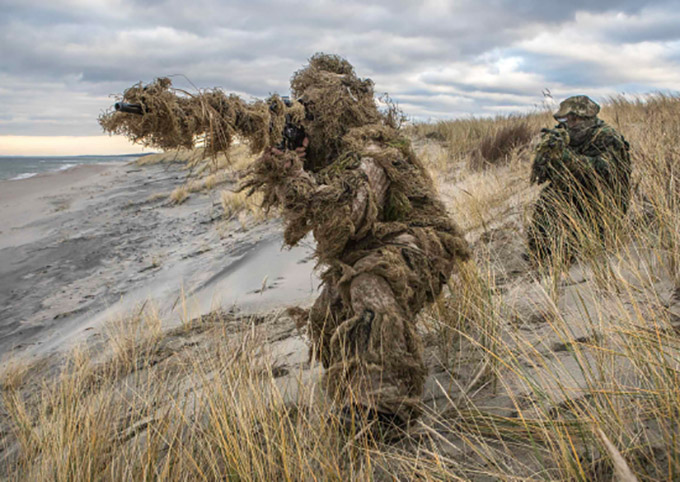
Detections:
[98, 78, 300, 158]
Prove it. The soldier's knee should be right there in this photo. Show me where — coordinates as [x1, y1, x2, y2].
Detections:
[349, 272, 398, 316]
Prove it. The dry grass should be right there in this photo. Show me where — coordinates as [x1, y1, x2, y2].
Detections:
[0, 311, 409, 480]
[410, 110, 552, 168]
[146, 191, 169, 202]
[220, 190, 266, 227]
[145, 142, 265, 230]
[2, 94, 680, 480]
[169, 186, 189, 205]
[474, 118, 533, 170]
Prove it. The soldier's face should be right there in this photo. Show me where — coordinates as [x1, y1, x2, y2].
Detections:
[563, 114, 585, 129]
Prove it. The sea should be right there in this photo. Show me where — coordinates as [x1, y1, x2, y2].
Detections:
[0, 154, 149, 182]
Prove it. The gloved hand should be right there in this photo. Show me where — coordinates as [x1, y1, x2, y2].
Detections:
[531, 127, 570, 184]
[266, 136, 308, 175]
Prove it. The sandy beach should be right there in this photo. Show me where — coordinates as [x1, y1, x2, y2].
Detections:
[0, 160, 317, 361]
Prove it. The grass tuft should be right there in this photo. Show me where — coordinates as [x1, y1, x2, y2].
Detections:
[169, 186, 189, 205]
[474, 118, 533, 170]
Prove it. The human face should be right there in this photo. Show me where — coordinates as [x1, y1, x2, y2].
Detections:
[556, 113, 585, 129]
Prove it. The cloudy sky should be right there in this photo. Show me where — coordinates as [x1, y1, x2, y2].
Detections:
[1, 0, 679, 155]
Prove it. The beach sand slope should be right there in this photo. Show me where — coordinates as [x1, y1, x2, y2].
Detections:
[0, 162, 317, 361]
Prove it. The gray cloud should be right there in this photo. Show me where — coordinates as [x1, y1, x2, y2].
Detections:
[0, 0, 678, 137]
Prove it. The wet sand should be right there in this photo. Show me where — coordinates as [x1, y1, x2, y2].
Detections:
[0, 161, 318, 361]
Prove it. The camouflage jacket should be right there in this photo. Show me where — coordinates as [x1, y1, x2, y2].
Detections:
[532, 120, 631, 212]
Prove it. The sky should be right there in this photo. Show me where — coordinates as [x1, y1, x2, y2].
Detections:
[1, 0, 679, 155]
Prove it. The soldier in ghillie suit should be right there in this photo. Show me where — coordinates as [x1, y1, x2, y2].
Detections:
[527, 95, 631, 263]
[99, 53, 470, 428]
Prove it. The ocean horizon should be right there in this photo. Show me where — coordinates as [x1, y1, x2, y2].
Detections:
[0, 154, 150, 181]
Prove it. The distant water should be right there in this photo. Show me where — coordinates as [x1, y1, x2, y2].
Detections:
[0, 154, 148, 181]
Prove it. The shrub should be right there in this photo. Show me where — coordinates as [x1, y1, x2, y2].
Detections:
[472, 119, 533, 170]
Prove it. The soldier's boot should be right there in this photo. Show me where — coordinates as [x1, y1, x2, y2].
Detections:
[334, 402, 406, 441]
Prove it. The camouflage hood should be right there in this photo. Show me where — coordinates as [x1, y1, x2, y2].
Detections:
[291, 53, 383, 172]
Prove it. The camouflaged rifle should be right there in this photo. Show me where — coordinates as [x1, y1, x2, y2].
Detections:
[101, 77, 307, 156]
[530, 126, 570, 184]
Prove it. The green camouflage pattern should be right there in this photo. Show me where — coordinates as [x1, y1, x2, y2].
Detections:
[554, 95, 601, 119]
[531, 127, 570, 184]
[527, 119, 631, 262]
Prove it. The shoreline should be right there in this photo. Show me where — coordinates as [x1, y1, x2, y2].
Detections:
[3, 160, 128, 182]
[0, 163, 128, 250]
[0, 152, 147, 182]
[0, 158, 318, 361]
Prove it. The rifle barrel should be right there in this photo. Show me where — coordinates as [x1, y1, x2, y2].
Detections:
[114, 102, 143, 115]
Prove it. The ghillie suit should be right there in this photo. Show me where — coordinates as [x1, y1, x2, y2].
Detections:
[99, 53, 470, 424]
[527, 96, 631, 263]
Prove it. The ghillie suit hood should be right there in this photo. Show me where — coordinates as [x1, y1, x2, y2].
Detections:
[243, 55, 417, 214]
[290, 53, 382, 171]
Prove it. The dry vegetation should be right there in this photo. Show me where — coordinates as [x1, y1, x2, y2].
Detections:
[410, 110, 551, 172]
[2, 94, 680, 480]
[169, 185, 189, 205]
[221, 190, 266, 227]
[139, 142, 260, 219]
